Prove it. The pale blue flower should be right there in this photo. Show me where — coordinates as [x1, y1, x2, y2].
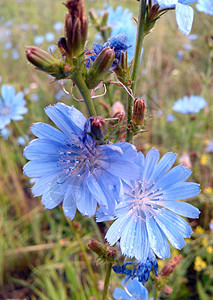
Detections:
[205, 141, 213, 153]
[17, 135, 29, 146]
[209, 220, 213, 231]
[45, 32, 55, 43]
[12, 48, 19, 60]
[113, 278, 148, 300]
[0, 84, 28, 129]
[34, 35, 44, 46]
[166, 114, 176, 122]
[196, 0, 213, 15]
[102, 149, 200, 262]
[107, 6, 137, 62]
[24, 103, 139, 220]
[157, 0, 197, 36]
[48, 44, 57, 53]
[0, 128, 11, 140]
[53, 22, 63, 32]
[172, 95, 207, 114]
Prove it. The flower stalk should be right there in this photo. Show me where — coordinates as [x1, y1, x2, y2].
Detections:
[126, 0, 147, 143]
[102, 262, 113, 300]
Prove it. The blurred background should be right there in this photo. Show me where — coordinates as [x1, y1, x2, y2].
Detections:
[0, 0, 212, 299]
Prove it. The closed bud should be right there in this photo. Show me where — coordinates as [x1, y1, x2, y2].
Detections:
[161, 285, 173, 295]
[86, 47, 115, 89]
[26, 46, 66, 79]
[132, 98, 146, 125]
[106, 248, 117, 261]
[161, 255, 182, 276]
[63, 0, 88, 59]
[88, 239, 106, 257]
[90, 116, 108, 141]
[205, 35, 213, 50]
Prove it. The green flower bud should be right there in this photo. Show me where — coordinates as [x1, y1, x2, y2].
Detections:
[86, 47, 115, 89]
[26, 46, 67, 79]
[88, 239, 106, 257]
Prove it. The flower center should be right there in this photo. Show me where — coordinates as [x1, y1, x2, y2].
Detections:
[0, 103, 12, 116]
[58, 139, 99, 178]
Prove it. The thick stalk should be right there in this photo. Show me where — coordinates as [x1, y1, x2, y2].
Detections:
[126, 0, 146, 143]
[102, 262, 112, 300]
[72, 71, 97, 117]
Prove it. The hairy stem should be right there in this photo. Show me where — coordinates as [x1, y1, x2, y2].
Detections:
[126, 0, 146, 143]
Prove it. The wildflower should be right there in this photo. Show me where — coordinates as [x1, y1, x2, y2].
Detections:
[209, 219, 213, 231]
[194, 225, 205, 234]
[88, 33, 131, 70]
[166, 114, 176, 122]
[172, 95, 207, 114]
[101, 148, 200, 262]
[207, 246, 213, 253]
[24, 103, 139, 220]
[33, 35, 44, 46]
[0, 84, 28, 129]
[12, 48, 19, 60]
[194, 256, 207, 272]
[45, 32, 55, 43]
[196, 0, 213, 15]
[17, 135, 29, 146]
[157, 0, 197, 36]
[0, 128, 11, 140]
[106, 6, 137, 62]
[53, 21, 63, 32]
[205, 140, 213, 153]
[113, 248, 158, 284]
[113, 278, 149, 300]
[200, 154, 208, 166]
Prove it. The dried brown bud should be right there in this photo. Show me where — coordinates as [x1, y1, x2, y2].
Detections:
[106, 248, 117, 261]
[72, 221, 80, 230]
[90, 116, 108, 141]
[132, 98, 146, 125]
[63, 0, 88, 58]
[161, 255, 182, 276]
[88, 239, 105, 257]
[161, 285, 173, 295]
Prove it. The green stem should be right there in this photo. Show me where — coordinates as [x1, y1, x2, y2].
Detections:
[72, 71, 97, 117]
[154, 287, 159, 300]
[126, 0, 146, 142]
[66, 217, 101, 300]
[201, 49, 213, 98]
[12, 120, 28, 144]
[102, 262, 112, 300]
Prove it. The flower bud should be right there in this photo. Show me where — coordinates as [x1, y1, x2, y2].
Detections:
[86, 47, 115, 89]
[161, 255, 182, 276]
[26, 46, 67, 79]
[88, 239, 106, 257]
[90, 116, 108, 141]
[63, 0, 88, 59]
[132, 98, 146, 125]
[161, 285, 173, 295]
[106, 248, 117, 261]
[205, 35, 213, 50]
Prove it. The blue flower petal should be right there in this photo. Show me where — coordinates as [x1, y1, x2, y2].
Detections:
[158, 200, 200, 218]
[176, 2, 194, 36]
[31, 123, 66, 142]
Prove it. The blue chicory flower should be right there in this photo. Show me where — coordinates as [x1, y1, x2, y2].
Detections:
[113, 278, 149, 300]
[113, 248, 158, 284]
[166, 114, 176, 122]
[45, 32, 55, 43]
[172, 95, 207, 114]
[209, 220, 213, 231]
[24, 103, 140, 219]
[0, 128, 11, 140]
[157, 0, 197, 36]
[205, 140, 213, 153]
[106, 6, 137, 62]
[53, 21, 63, 32]
[0, 84, 28, 129]
[196, 0, 213, 15]
[100, 148, 200, 262]
[17, 135, 29, 146]
[33, 35, 44, 46]
[12, 48, 19, 60]
[88, 33, 131, 70]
